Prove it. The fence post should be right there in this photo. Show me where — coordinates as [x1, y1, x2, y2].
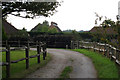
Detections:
[77, 41, 79, 49]
[87, 42, 89, 50]
[36, 41, 38, 47]
[6, 40, 8, 47]
[78, 41, 80, 49]
[42, 43, 46, 60]
[27, 41, 30, 49]
[109, 45, 112, 58]
[18, 40, 20, 47]
[105, 45, 107, 57]
[6, 45, 10, 78]
[71, 41, 73, 49]
[106, 46, 109, 58]
[98, 44, 100, 53]
[66, 45, 68, 49]
[25, 46, 29, 69]
[107, 45, 110, 58]
[37, 45, 40, 63]
[104, 44, 106, 56]
[109, 47, 112, 60]
[79, 41, 81, 49]
[93, 42, 96, 52]
[116, 49, 119, 61]
[37, 42, 40, 63]
[44, 43, 47, 57]
[118, 50, 120, 63]
[106, 45, 108, 57]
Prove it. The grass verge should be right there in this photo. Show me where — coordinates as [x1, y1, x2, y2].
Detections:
[59, 66, 73, 79]
[73, 49, 119, 78]
[2, 50, 51, 78]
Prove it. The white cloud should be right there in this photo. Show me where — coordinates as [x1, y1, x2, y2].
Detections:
[6, 0, 120, 31]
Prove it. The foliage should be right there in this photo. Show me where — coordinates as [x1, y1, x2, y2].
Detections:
[91, 33, 101, 42]
[37, 25, 49, 33]
[33, 24, 49, 32]
[48, 27, 58, 33]
[62, 29, 73, 33]
[2, 2, 61, 19]
[100, 19, 116, 28]
[79, 32, 93, 41]
[99, 19, 116, 42]
[71, 30, 78, 34]
[116, 24, 120, 48]
[31, 20, 59, 33]
[116, 24, 120, 34]
[35, 21, 49, 32]
[16, 28, 29, 38]
[42, 20, 49, 26]
[63, 30, 93, 41]
[22, 27, 27, 31]
[93, 13, 120, 48]
[69, 30, 80, 40]
[73, 49, 119, 78]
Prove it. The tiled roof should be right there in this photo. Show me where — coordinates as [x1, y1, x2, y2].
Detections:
[89, 26, 118, 35]
[2, 19, 19, 35]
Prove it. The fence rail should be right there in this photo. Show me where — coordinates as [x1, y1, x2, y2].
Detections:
[1, 40, 71, 48]
[1, 41, 47, 78]
[1, 40, 42, 47]
[71, 41, 120, 65]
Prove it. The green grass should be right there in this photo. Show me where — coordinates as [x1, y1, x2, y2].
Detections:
[59, 66, 73, 78]
[1, 50, 51, 78]
[73, 49, 119, 78]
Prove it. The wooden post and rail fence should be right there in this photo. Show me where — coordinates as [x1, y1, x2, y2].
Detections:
[1, 40, 43, 47]
[71, 41, 120, 66]
[0, 41, 47, 78]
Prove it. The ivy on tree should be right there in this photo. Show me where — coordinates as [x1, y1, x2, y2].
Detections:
[2, 2, 61, 18]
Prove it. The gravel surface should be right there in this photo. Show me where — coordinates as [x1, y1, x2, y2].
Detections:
[26, 49, 97, 78]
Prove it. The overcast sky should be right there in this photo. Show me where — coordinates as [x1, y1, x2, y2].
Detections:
[6, 0, 120, 31]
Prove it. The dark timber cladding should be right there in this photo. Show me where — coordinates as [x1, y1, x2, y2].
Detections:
[30, 33, 72, 48]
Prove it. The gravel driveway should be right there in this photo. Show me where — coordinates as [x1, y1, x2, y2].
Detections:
[26, 49, 97, 78]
